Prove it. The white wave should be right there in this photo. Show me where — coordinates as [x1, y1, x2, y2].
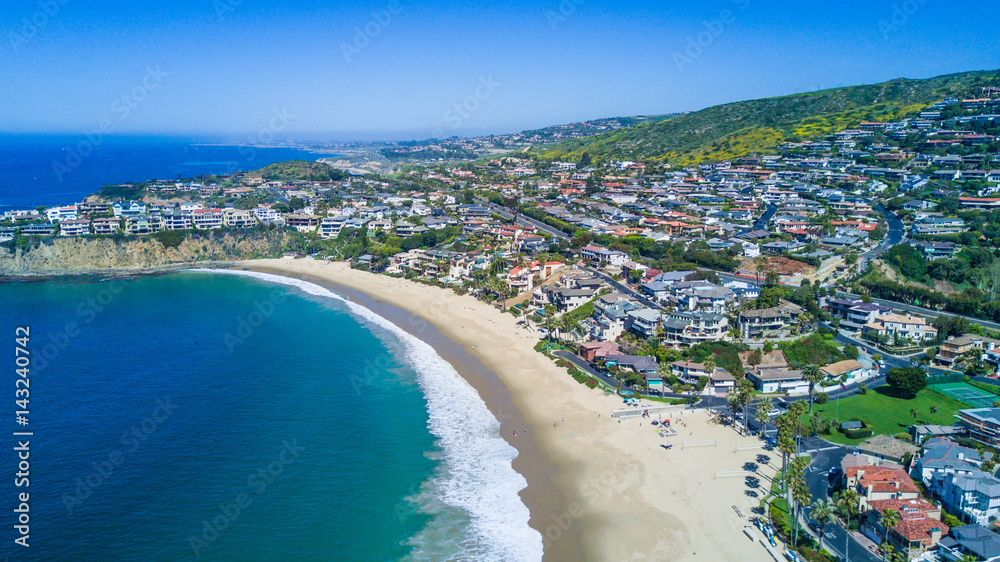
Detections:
[190, 269, 543, 561]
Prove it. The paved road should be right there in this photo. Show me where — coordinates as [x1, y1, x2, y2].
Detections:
[753, 203, 778, 231]
[865, 204, 905, 258]
[796, 440, 881, 562]
[835, 290, 1000, 332]
[480, 200, 570, 240]
[582, 267, 664, 310]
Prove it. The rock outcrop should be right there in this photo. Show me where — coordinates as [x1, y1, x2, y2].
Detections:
[0, 231, 299, 276]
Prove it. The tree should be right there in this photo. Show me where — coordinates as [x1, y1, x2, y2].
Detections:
[747, 349, 763, 366]
[754, 255, 769, 285]
[886, 367, 927, 398]
[755, 397, 772, 436]
[790, 457, 812, 547]
[836, 489, 860, 560]
[736, 377, 756, 432]
[765, 270, 781, 286]
[879, 509, 901, 562]
[811, 499, 836, 554]
[802, 364, 823, 414]
[843, 344, 859, 360]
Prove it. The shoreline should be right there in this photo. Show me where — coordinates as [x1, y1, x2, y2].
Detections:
[239, 258, 780, 562]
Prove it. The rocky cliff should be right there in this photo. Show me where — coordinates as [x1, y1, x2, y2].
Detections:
[0, 231, 299, 277]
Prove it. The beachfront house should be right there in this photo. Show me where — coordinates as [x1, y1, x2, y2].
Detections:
[606, 354, 658, 377]
[861, 498, 947, 561]
[580, 342, 621, 362]
[670, 360, 708, 383]
[745, 367, 807, 394]
[845, 465, 919, 511]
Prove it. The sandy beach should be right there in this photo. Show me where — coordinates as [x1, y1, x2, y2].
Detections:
[241, 258, 779, 562]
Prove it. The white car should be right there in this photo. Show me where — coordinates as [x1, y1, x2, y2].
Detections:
[767, 408, 782, 417]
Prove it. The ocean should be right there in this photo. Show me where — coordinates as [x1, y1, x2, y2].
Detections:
[0, 135, 334, 213]
[0, 271, 541, 561]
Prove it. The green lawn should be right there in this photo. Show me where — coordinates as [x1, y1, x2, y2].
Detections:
[805, 387, 967, 445]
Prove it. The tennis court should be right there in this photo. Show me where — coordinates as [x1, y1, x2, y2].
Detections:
[930, 382, 999, 408]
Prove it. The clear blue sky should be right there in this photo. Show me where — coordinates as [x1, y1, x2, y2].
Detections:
[2, 0, 997, 141]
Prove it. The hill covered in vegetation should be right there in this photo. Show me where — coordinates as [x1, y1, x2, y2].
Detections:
[534, 70, 1000, 165]
[252, 160, 348, 182]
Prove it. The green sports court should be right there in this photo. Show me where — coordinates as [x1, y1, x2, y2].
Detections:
[929, 382, 999, 409]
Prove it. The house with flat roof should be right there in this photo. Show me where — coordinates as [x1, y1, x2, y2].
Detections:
[957, 408, 1000, 448]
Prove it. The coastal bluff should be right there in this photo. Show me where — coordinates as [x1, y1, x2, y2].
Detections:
[0, 231, 298, 277]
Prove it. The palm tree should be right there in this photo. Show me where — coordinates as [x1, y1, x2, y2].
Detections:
[810, 499, 836, 553]
[802, 365, 823, 414]
[755, 397, 772, 437]
[879, 508, 901, 562]
[727, 391, 741, 421]
[754, 255, 769, 285]
[797, 311, 814, 330]
[703, 356, 716, 382]
[737, 377, 756, 433]
[930, 406, 939, 415]
[793, 476, 812, 546]
[910, 407, 919, 420]
[765, 269, 781, 286]
[836, 489, 860, 562]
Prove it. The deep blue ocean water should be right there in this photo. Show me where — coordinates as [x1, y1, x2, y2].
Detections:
[0, 135, 334, 212]
[0, 271, 541, 561]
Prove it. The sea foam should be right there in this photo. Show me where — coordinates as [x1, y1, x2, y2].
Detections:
[191, 269, 543, 561]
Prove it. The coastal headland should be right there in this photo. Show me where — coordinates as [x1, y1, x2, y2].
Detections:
[242, 257, 778, 562]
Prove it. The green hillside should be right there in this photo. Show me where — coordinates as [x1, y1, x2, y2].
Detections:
[251, 160, 348, 182]
[534, 70, 1000, 165]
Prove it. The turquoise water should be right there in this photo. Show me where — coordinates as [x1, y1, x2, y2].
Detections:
[0, 271, 541, 561]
